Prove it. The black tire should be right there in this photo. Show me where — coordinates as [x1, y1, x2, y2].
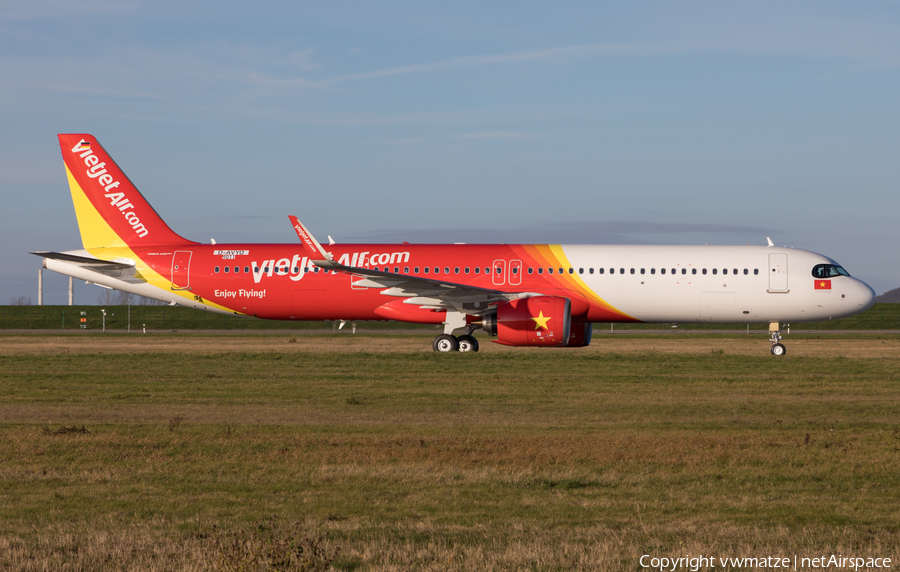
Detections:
[770, 343, 786, 356]
[457, 334, 479, 353]
[433, 334, 459, 353]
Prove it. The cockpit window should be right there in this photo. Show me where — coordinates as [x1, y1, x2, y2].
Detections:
[812, 264, 850, 279]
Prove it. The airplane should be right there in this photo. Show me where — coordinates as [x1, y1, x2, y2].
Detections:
[33, 134, 876, 356]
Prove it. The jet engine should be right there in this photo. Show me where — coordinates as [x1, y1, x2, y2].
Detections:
[479, 296, 572, 347]
[566, 321, 593, 347]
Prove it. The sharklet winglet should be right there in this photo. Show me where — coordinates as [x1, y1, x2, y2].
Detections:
[287, 216, 332, 261]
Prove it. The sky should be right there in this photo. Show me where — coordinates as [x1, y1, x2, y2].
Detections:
[1, 0, 898, 304]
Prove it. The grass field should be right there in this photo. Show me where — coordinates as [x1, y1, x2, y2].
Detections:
[1, 333, 899, 571]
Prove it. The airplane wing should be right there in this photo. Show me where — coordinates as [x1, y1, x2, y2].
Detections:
[287, 216, 528, 316]
[315, 257, 522, 313]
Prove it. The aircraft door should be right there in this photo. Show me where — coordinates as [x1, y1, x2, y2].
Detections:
[171, 250, 192, 290]
[768, 253, 788, 292]
[509, 259, 522, 286]
[492, 259, 506, 286]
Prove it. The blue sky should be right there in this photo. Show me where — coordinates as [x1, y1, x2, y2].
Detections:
[2, 0, 898, 304]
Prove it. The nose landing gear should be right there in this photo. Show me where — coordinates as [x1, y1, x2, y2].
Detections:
[769, 322, 786, 356]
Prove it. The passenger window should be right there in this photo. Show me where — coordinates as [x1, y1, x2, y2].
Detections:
[692, 268, 696, 275]
[661, 268, 666, 275]
[538, 267, 543, 274]
[485, 267, 490, 274]
[568, 268, 573, 274]
[528, 268, 533, 274]
[579, 268, 584, 274]
[723, 268, 728, 275]
[630, 268, 635, 274]
[434, 267, 440, 274]
[424, 267, 430, 274]
[415, 266, 420, 273]
[465, 267, 470, 274]
[548, 268, 554, 274]
[454, 267, 459, 274]
[474, 267, 480, 274]
[702, 269, 707, 275]
[445, 267, 450, 274]
[712, 268, 718, 275]
[393, 267, 399, 273]
[599, 268, 605, 274]
[405, 267, 410, 273]
[671, 269, 675, 275]
[651, 268, 656, 275]
[743, 268, 748, 275]
[314, 267, 319, 273]
[215, 266, 220, 273]
[733, 268, 738, 275]
[512, 267, 518, 274]
[244, 267, 250, 273]
[589, 268, 594, 274]
[559, 268, 564, 274]
[681, 269, 686, 275]
[640, 268, 645, 274]
[754, 269, 759, 275]
[224, 266, 229, 273]
[619, 268, 624, 274]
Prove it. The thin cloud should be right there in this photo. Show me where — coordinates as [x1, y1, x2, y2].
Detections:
[347, 221, 771, 245]
[454, 131, 541, 141]
[322, 44, 650, 85]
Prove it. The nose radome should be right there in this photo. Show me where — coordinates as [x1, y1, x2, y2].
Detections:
[855, 279, 876, 312]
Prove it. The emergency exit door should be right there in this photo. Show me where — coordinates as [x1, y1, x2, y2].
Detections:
[768, 253, 788, 292]
[171, 250, 192, 290]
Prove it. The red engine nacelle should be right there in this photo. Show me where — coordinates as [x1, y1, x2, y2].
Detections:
[491, 296, 571, 347]
[566, 321, 593, 347]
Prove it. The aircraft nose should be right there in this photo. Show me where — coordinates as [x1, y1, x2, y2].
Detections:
[854, 279, 877, 312]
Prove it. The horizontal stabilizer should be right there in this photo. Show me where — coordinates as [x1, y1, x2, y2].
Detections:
[31, 250, 134, 268]
[32, 250, 137, 279]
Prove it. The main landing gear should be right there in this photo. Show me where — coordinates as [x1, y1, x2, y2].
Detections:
[433, 333, 480, 353]
[769, 321, 786, 356]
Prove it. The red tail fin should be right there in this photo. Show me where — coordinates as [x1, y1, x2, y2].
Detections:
[58, 134, 193, 249]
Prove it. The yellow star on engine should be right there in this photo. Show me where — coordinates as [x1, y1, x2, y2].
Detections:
[532, 311, 551, 330]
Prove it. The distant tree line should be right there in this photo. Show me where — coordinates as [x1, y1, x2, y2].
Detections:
[876, 288, 900, 303]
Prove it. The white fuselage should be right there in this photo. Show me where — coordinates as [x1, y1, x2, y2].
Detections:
[563, 245, 875, 324]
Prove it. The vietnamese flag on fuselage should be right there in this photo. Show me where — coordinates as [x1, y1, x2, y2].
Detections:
[815, 280, 832, 290]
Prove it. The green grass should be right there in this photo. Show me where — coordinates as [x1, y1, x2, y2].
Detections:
[2, 302, 899, 331]
[1, 342, 899, 570]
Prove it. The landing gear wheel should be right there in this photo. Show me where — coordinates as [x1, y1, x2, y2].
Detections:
[770, 343, 786, 356]
[457, 335, 479, 353]
[433, 334, 459, 353]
